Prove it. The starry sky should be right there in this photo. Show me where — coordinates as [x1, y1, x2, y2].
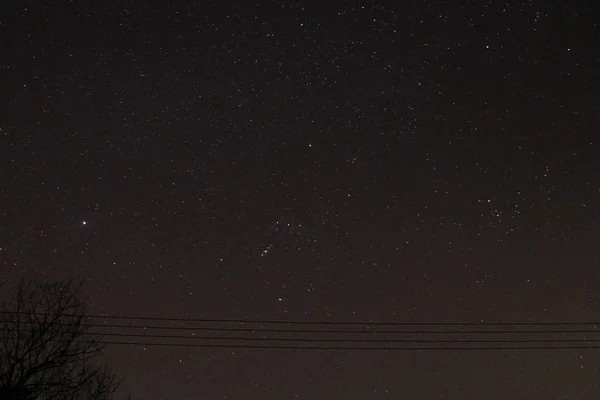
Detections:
[1, 0, 600, 398]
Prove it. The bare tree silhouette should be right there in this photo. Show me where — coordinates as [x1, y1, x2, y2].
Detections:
[0, 280, 120, 400]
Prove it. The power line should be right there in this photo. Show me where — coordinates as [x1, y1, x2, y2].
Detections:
[81, 332, 600, 343]
[5, 329, 600, 350]
[21, 323, 600, 335]
[2, 311, 600, 327]
[83, 324, 600, 335]
[6, 320, 600, 335]
[6, 328, 600, 344]
[86, 315, 600, 326]
[91, 340, 600, 351]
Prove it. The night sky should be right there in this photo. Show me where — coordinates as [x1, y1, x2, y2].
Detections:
[2, 1, 600, 398]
